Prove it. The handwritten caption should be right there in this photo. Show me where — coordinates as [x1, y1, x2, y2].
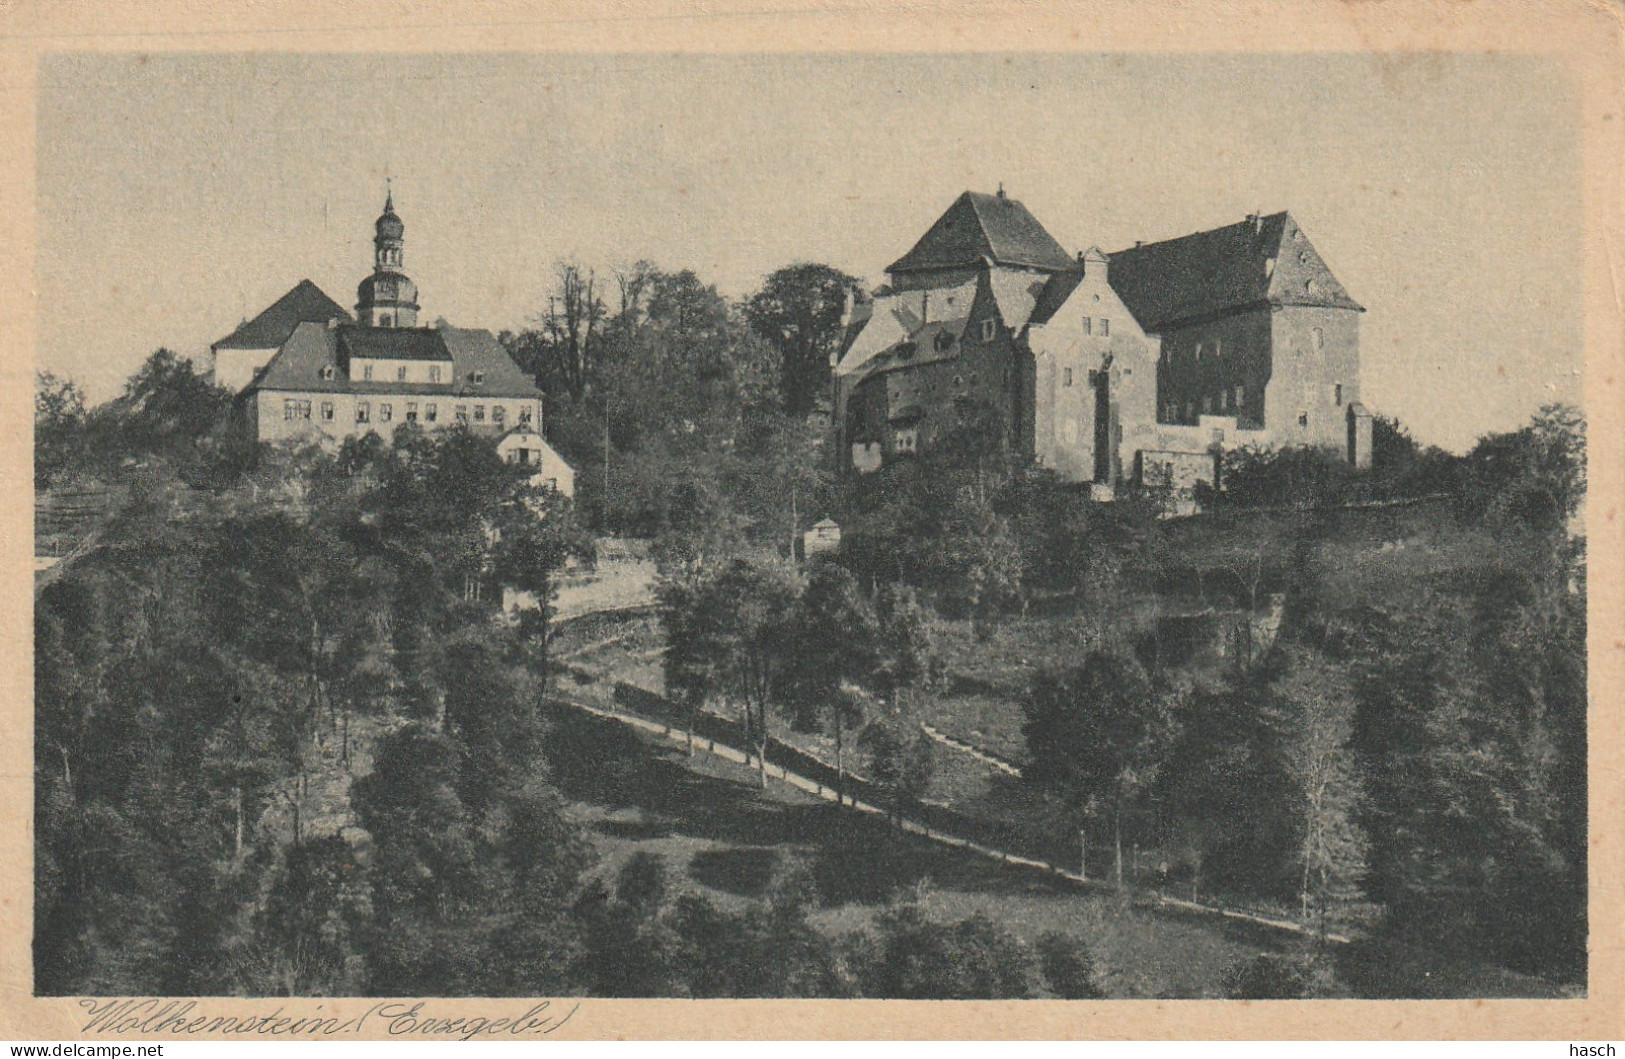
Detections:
[78, 998, 580, 1041]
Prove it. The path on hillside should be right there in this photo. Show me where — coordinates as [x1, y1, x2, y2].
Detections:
[549, 684, 1349, 945]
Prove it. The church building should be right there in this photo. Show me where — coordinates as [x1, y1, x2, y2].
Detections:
[214, 194, 575, 496]
[833, 190, 1371, 497]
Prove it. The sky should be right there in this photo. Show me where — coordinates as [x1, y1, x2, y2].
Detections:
[36, 51, 1581, 452]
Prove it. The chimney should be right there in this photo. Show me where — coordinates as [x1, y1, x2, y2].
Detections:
[996, 182, 1006, 199]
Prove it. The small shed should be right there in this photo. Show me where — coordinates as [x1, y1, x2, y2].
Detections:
[803, 517, 842, 558]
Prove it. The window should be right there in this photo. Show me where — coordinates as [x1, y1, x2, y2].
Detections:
[321, 401, 334, 421]
[429, 365, 442, 383]
[1212, 337, 1220, 358]
[397, 366, 408, 382]
[425, 403, 438, 423]
[1082, 316, 1092, 335]
[283, 398, 311, 421]
[1203, 395, 1213, 414]
[1186, 401, 1196, 422]
[492, 404, 505, 424]
[455, 405, 468, 424]
[1334, 382, 1344, 406]
[980, 319, 996, 342]
[518, 405, 533, 424]
[319, 365, 336, 381]
[406, 401, 418, 422]
[1298, 411, 1310, 428]
[1063, 367, 1074, 387]
[893, 428, 918, 454]
[356, 401, 370, 423]
[472, 370, 486, 384]
[1164, 403, 1177, 422]
[1312, 327, 1325, 351]
[363, 364, 374, 381]
[379, 403, 392, 423]
[1194, 342, 1204, 361]
[380, 315, 393, 328]
[1099, 318, 1109, 337]
[473, 404, 486, 422]
[1236, 384, 1246, 408]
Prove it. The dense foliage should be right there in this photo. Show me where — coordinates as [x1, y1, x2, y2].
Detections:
[36, 241, 1588, 998]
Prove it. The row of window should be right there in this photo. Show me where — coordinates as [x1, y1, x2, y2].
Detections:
[284, 398, 535, 427]
[355, 363, 448, 383]
[1164, 385, 1249, 423]
[1159, 380, 1343, 426]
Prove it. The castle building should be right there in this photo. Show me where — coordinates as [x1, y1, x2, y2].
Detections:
[833, 190, 1371, 496]
[214, 194, 574, 495]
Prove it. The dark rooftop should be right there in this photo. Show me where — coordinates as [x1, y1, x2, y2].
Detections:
[213, 279, 351, 350]
[1108, 211, 1362, 332]
[888, 190, 1076, 276]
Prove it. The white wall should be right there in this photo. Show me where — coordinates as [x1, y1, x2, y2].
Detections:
[213, 347, 279, 394]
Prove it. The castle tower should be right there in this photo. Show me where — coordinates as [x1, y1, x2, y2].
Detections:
[355, 190, 420, 328]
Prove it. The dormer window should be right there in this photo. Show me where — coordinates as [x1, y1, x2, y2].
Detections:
[363, 364, 374, 381]
[429, 364, 442, 383]
[319, 365, 336, 381]
[471, 370, 485, 385]
[397, 366, 408, 382]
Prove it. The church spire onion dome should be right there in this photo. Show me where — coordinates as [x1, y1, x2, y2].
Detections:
[357, 189, 418, 328]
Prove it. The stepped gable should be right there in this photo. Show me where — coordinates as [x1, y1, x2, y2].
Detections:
[1108, 211, 1362, 332]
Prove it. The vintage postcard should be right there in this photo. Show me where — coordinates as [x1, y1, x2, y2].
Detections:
[2, 0, 1621, 1041]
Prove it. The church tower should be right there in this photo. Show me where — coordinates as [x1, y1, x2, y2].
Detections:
[356, 190, 420, 328]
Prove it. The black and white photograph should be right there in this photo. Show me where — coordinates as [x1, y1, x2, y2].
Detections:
[10, 3, 1624, 1040]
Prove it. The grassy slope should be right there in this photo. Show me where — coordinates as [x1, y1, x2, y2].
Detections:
[540, 697, 1277, 998]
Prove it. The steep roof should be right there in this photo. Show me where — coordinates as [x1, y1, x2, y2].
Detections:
[835, 277, 979, 379]
[213, 279, 351, 350]
[246, 322, 543, 399]
[438, 326, 544, 397]
[887, 191, 1075, 276]
[1108, 212, 1362, 332]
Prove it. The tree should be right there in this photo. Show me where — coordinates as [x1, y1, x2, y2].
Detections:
[36, 371, 88, 487]
[784, 564, 882, 804]
[109, 348, 232, 462]
[744, 263, 859, 416]
[860, 716, 935, 826]
[1023, 651, 1178, 886]
[509, 262, 607, 403]
[662, 558, 800, 786]
[1035, 931, 1105, 998]
[1270, 648, 1371, 941]
[861, 900, 1035, 999]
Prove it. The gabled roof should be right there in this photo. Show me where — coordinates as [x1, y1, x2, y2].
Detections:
[1108, 211, 1362, 332]
[214, 280, 351, 350]
[887, 191, 1076, 276]
[835, 278, 980, 379]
